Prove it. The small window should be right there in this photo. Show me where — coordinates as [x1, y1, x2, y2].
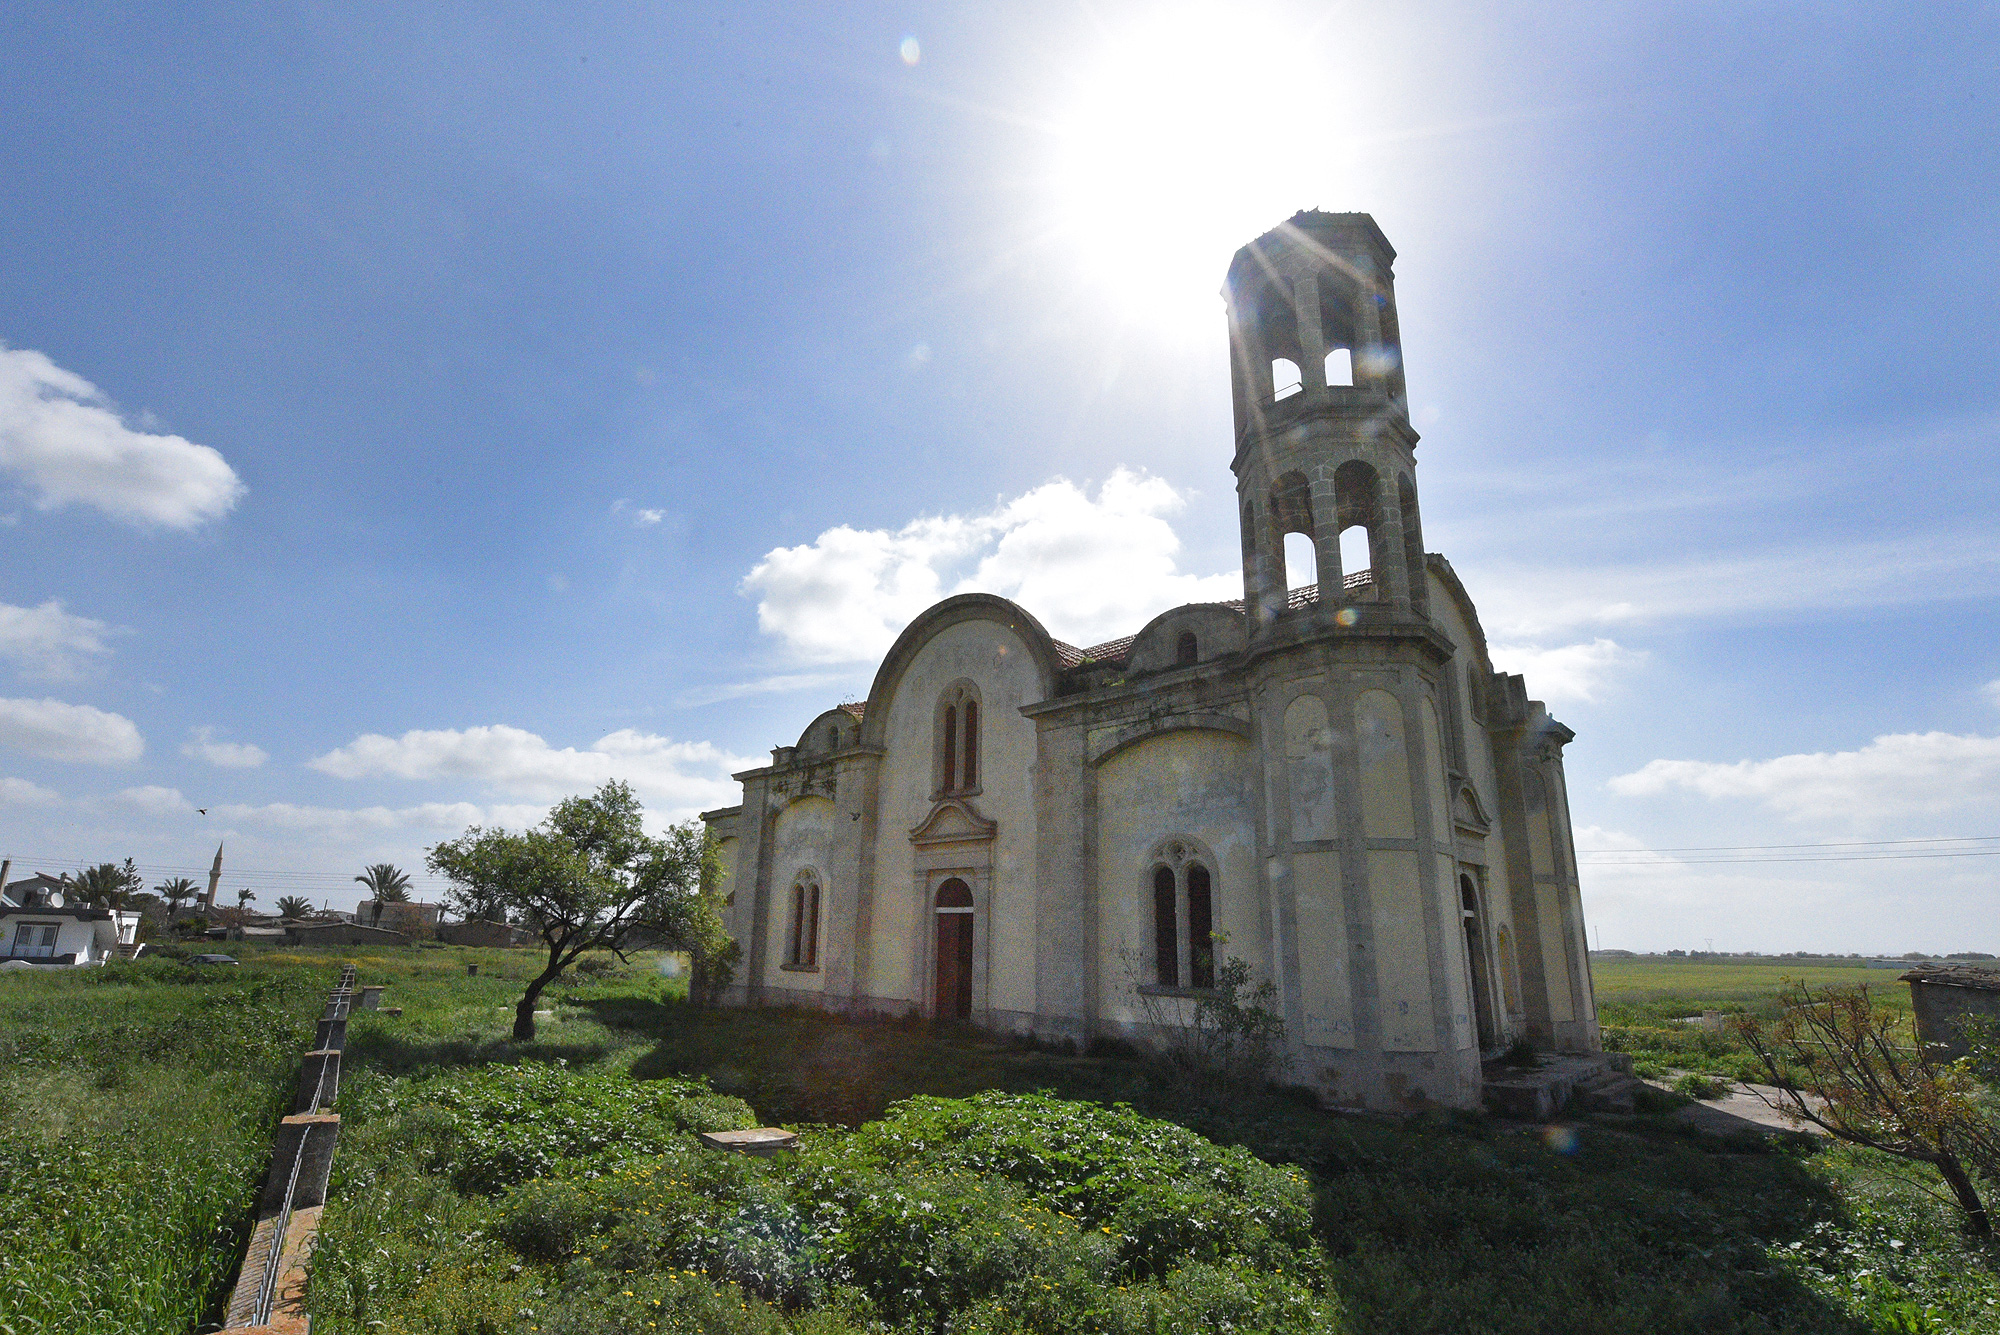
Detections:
[1174, 631, 1198, 666]
[1272, 358, 1302, 400]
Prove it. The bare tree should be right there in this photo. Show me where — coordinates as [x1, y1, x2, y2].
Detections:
[1735, 981, 2000, 1233]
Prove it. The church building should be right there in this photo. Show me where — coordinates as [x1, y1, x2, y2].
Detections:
[702, 213, 1601, 1112]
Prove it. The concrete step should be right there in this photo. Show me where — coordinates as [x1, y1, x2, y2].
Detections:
[1482, 1052, 1637, 1120]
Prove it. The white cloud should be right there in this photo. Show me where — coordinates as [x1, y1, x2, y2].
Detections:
[0, 346, 245, 529]
[183, 726, 267, 768]
[611, 499, 668, 527]
[0, 776, 60, 807]
[116, 785, 194, 816]
[0, 599, 118, 679]
[307, 724, 754, 817]
[1487, 638, 1644, 705]
[675, 672, 856, 708]
[1609, 730, 2000, 823]
[1984, 679, 2000, 709]
[742, 468, 1240, 663]
[211, 800, 549, 835]
[0, 696, 144, 764]
[1473, 531, 2000, 640]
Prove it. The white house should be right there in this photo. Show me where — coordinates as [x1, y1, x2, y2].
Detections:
[0, 904, 142, 966]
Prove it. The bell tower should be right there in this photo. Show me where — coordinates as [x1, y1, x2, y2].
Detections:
[1225, 212, 1426, 634]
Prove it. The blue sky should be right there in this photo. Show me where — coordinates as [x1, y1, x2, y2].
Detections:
[1, 1, 1995, 948]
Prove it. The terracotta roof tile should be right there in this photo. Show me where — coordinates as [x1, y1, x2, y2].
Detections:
[836, 701, 866, 720]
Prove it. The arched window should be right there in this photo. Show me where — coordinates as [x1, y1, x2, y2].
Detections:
[786, 875, 821, 968]
[1148, 841, 1217, 990]
[1175, 630, 1198, 666]
[936, 683, 981, 795]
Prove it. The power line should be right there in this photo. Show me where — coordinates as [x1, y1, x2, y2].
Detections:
[1591, 834, 2000, 854]
[1581, 849, 2000, 866]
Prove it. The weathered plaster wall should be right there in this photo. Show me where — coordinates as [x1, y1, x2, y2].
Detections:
[762, 796, 836, 995]
[874, 616, 1043, 1013]
[1093, 729, 1263, 1026]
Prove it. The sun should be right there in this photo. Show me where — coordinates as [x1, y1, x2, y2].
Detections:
[1045, 4, 1357, 330]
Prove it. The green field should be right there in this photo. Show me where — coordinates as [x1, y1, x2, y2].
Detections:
[5, 946, 1997, 1334]
[1588, 957, 1920, 1085]
[271, 943, 2000, 1335]
[0, 954, 332, 1334]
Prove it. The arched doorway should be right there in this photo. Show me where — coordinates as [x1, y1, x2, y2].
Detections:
[1459, 873, 1498, 1051]
[934, 879, 974, 1020]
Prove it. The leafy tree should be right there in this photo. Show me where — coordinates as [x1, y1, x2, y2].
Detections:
[155, 877, 199, 919]
[428, 780, 719, 1041]
[274, 894, 316, 920]
[356, 864, 412, 903]
[1736, 981, 2000, 1233]
[71, 861, 142, 908]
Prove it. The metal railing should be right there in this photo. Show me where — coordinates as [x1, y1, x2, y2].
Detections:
[242, 961, 358, 1325]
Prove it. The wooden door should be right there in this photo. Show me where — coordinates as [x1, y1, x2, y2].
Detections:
[935, 913, 973, 1019]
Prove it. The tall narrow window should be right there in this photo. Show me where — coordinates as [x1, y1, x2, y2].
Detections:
[1153, 866, 1179, 987]
[942, 705, 958, 791]
[936, 684, 983, 795]
[786, 876, 821, 968]
[1148, 841, 1219, 991]
[1187, 863, 1214, 989]
[961, 701, 978, 789]
[1175, 631, 1198, 666]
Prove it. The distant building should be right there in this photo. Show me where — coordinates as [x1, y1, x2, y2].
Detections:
[1902, 965, 2000, 1061]
[2, 874, 70, 909]
[437, 919, 533, 948]
[284, 921, 410, 948]
[359, 900, 440, 936]
[1, 905, 142, 966]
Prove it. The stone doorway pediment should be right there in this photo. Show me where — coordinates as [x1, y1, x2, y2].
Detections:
[909, 797, 997, 849]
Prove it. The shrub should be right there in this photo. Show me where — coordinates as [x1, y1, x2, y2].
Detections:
[345, 1062, 756, 1192]
[801, 1092, 1316, 1277]
[1674, 1072, 1727, 1101]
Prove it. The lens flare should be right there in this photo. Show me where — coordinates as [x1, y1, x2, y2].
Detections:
[1335, 607, 1359, 627]
[900, 36, 921, 65]
[1044, 2, 1366, 328]
[1541, 1124, 1580, 1155]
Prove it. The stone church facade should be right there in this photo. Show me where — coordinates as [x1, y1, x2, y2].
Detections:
[702, 212, 1600, 1112]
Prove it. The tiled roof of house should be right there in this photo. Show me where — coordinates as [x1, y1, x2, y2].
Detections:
[836, 701, 866, 720]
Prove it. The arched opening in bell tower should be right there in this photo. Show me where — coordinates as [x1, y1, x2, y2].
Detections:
[1269, 471, 1318, 598]
[1333, 460, 1379, 591]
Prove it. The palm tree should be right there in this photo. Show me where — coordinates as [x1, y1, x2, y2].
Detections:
[156, 876, 199, 919]
[355, 864, 412, 902]
[235, 887, 257, 910]
[274, 894, 315, 920]
[72, 862, 134, 907]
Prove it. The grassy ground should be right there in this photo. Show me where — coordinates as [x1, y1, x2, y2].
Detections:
[285, 945, 2000, 1335]
[0, 953, 334, 1334]
[1591, 957, 1917, 1085]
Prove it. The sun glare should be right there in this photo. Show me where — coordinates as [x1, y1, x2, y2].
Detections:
[1047, 5, 1354, 329]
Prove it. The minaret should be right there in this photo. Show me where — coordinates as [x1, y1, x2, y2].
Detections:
[1224, 211, 1426, 634]
[202, 843, 224, 913]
